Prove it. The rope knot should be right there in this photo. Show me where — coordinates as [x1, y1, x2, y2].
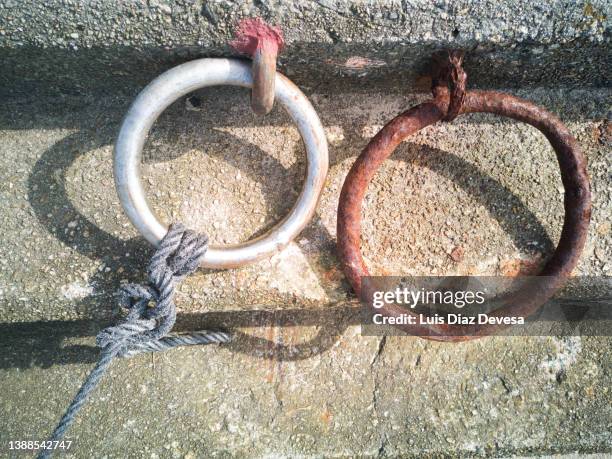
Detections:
[96, 223, 209, 356]
[431, 50, 467, 122]
[40, 222, 231, 458]
[149, 223, 209, 280]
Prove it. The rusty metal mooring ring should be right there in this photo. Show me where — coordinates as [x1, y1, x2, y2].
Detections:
[336, 52, 591, 341]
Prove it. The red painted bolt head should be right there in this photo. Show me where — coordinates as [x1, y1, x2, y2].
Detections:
[230, 17, 285, 57]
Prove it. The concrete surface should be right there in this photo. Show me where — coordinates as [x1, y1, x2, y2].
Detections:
[0, 83, 610, 456]
[1, 0, 610, 99]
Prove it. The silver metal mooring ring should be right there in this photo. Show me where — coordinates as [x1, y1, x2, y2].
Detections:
[114, 58, 329, 269]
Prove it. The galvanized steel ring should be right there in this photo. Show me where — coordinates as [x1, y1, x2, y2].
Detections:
[337, 55, 591, 341]
[114, 58, 328, 269]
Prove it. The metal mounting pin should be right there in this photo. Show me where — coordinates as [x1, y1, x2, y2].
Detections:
[231, 17, 284, 115]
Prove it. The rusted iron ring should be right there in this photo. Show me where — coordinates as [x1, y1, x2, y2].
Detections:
[337, 56, 591, 342]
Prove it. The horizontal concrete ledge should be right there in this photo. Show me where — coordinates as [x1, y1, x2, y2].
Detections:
[1, 0, 610, 98]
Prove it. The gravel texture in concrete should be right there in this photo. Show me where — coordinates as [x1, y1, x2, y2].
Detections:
[0, 82, 610, 456]
[1, 0, 610, 98]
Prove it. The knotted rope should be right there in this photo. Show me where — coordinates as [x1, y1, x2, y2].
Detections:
[39, 223, 230, 459]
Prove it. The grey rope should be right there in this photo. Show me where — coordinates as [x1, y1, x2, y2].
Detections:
[38, 223, 231, 459]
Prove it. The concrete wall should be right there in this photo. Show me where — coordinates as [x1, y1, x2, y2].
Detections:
[1, 85, 611, 457]
[1, 2, 611, 457]
[1, 0, 610, 99]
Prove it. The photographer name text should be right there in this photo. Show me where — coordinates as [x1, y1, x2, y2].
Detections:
[370, 312, 524, 326]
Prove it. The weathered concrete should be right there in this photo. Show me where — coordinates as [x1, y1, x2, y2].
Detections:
[0, 85, 610, 456]
[1, 0, 610, 99]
